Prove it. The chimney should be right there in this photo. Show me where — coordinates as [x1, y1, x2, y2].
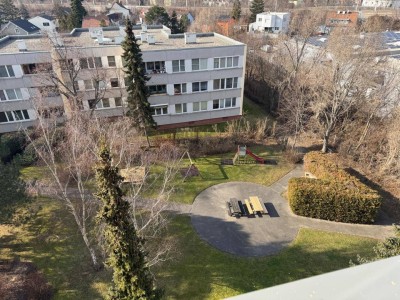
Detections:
[184, 32, 196, 44]
[147, 35, 156, 45]
[16, 40, 27, 52]
[97, 34, 104, 44]
[141, 24, 148, 32]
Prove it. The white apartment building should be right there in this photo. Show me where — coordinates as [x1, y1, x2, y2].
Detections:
[249, 12, 290, 34]
[0, 25, 246, 133]
[362, 0, 400, 8]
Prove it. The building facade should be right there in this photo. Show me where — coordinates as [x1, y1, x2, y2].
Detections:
[28, 15, 57, 33]
[0, 25, 246, 133]
[249, 12, 290, 34]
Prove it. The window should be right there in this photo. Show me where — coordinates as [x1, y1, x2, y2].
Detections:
[80, 57, 102, 69]
[43, 22, 50, 26]
[0, 110, 30, 123]
[192, 58, 208, 71]
[175, 103, 187, 114]
[193, 101, 208, 112]
[0, 89, 22, 101]
[110, 78, 119, 88]
[152, 105, 168, 116]
[258, 18, 262, 22]
[192, 81, 208, 92]
[145, 61, 165, 74]
[22, 63, 52, 74]
[114, 97, 122, 107]
[174, 83, 187, 95]
[84, 79, 94, 90]
[213, 77, 238, 90]
[107, 56, 116, 67]
[149, 85, 166, 95]
[38, 86, 59, 97]
[88, 98, 110, 109]
[94, 80, 106, 90]
[213, 97, 237, 109]
[172, 60, 185, 72]
[38, 107, 64, 118]
[15, 28, 20, 34]
[214, 56, 239, 69]
[0, 65, 15, 77]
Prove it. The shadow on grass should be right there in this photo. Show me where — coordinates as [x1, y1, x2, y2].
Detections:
[157, 215, 377, 300]
[0, 197, 109, 299]
[344, 167, 399, 225]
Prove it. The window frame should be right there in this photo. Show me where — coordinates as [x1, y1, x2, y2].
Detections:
[0, 109, 30, 123]
[175, 103, 187, 114]
[192, 58, 208, 71]
[0, 65, 15, 78]
[110, 78, 120, 88]
[192, 81, 208, 92]
[151, 105, 168, 116]
[0, 88, 23, 101]
[213, 56, 239, 69]
[172, 59, 185, 73]
[174, 83, 187, 95]
[192, 101, 208, 112]
[212, 97, 237, 110]
[107, 56, 116, 67]
[148, 84, 167, 95]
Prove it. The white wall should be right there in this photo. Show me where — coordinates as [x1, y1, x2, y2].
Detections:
[29, 17, 56, 32]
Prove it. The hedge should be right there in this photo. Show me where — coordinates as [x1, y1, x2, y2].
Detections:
[288, 151, 381, 224]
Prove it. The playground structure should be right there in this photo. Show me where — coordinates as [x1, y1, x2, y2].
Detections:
[233, 146, 265, 165]
[179, 151, 200, 179]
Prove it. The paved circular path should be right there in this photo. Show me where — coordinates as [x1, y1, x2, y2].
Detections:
[190, 166, 393, 257]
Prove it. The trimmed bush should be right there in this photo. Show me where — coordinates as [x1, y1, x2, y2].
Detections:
[288, 151, 381, 224]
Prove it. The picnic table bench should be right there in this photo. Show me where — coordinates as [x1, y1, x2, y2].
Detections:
[249, 196, 268, 215]
[227, 198, 242, 217]
[244, 199, 255, 216]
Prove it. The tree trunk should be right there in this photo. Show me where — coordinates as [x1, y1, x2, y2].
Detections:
[321, 134, 329, 153]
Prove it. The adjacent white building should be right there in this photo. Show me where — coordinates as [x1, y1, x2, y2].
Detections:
[0, 25, 246, 133]
[249, 12, 290, 34]
[362, 0, 400, 8]
[28, 15, 57, 32]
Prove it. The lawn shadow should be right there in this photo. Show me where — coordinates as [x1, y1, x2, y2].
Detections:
[158, 215, 377, 299]
[344, 167, 399, 224]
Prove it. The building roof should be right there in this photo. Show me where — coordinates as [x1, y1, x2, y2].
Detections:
[0, 26, 244, 53]
[110, 2, 130, 11]
[38, 15, 55, 21]
[227, 255, 400, 300]
[82, 16, 110, 28]
[9, 19, 40, 33]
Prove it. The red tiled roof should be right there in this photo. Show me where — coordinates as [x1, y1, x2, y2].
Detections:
[82, 16, 109, 28]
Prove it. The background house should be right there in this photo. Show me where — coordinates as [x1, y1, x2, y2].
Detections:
[249, 12, 290, 34]
[326, 11, 358, 29]
[0, 19, 40, 36]
[107, 2, 131, 25]
[29, 15, 57, 32]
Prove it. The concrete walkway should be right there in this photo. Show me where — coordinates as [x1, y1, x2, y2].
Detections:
[186, 165, 394, 257]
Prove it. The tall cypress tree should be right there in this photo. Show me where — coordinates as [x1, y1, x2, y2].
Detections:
[231, 0, 241, 21]
[0, 0, 19, 24]
[250, 0, 265, 23]
[122, 20, 156, 145]
[96, 145, 161, 300]
[69, 0, 87, 29]
[170, 10, 180, 34]
[179, 14, 190, 33]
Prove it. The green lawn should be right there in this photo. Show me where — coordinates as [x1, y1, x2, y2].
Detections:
[0, 197, 377, 300]
[156, 215, 377, 300]
[151, 145, 293, 204]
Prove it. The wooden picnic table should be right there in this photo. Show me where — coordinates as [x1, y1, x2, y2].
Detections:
[244, 199, 254, 215]
[249, 196, 268, 214]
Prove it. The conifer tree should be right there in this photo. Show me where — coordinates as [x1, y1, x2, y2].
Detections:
[179, 14, 190, 33]
[250, 0, 265, 23]
[0, 0, 19, 24]
[69, 0, 87, 29]
[95, 145, 161, 300]
[19, 4, 30, 20]
[122, 20, 156, 145]
[231, 0, 241, 21]
[170, 10, 180, 34]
